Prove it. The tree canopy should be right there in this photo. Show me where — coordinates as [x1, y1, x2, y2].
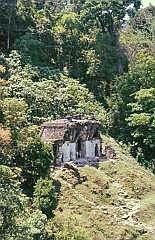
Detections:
[0, 0, 155, 239]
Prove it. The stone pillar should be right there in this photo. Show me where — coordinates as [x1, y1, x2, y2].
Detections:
[86, 139, 101, 158]
[70, 143, 76, 161]
[62, 142, 70, 162]
[86, 140, 95, 158]
[62, 142, 76, 162]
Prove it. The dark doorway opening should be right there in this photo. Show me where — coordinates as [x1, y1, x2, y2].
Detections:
[53, 144, 58, 164]
[95, 144, 99, 157]
[76, 139, 86, 159]
[76, 139, 82, 158]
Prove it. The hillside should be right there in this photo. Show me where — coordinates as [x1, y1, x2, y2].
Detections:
[49, 137, 155, 240]
[0, 1, 155, 240]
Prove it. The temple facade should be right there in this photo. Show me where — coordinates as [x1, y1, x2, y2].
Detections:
[40, 116, 102, 165]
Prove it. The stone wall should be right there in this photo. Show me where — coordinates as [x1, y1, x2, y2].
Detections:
[62, 142, 76, 162]
[86, 139, 101, 158]
[61, 139, 101, 163]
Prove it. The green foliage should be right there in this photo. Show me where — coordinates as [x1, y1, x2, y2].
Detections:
[83, 32, 128, 98]
[14, 4, 55, 67]
[15, 34, 51, 66]
[51, 219, 90, 240]
[0, 98, 28, 131]
[131, 4, 155, 39]
[118, 52, 155, 98]
[0, 74, 53, 181]
[54, 11, 84, 78]
[120, 27, 153, 64]
[15, 126, 53, 183]
[126, 88, 155, 172]
[0, 165, 27, 240]
[0, 164, 47, 240]
[82, 0, 141, 32]
[0, 1, 155, 239]
[5, 55, 106, 123]
[53, 3, 129, 98]
[106, 37, 155, 169]
[0, 0, 35, 51]
[104, 13, 155, 171]
[33, 178, 57, 217]
[49, 157, 155, 240]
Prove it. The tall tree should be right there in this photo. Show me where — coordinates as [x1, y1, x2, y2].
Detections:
[127, 88, 155, 172]
[0, 0, 17, 50]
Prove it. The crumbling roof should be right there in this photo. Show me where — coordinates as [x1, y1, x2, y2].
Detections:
[41, 116, 100, 144]
[41, 116, 98, 127]
[42, 119, 69, 128]
[41, 120, 67, 143]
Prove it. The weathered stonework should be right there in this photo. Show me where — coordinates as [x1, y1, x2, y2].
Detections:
[41, 115, 102, 166]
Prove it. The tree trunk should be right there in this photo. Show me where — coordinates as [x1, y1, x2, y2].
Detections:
[7, 12, 12, 51]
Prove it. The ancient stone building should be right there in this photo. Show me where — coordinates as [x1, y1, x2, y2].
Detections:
[41, 115, 102, 166]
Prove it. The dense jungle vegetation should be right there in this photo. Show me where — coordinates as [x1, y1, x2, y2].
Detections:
[0, 0, 155, 239]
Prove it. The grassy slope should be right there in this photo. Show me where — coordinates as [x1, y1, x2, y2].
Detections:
[48, 136, 155, 240]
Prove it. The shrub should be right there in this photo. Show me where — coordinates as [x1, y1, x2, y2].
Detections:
[33, 178, 57, 218]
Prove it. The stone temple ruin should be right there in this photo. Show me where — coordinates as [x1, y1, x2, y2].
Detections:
[40, 115, 103, 166]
